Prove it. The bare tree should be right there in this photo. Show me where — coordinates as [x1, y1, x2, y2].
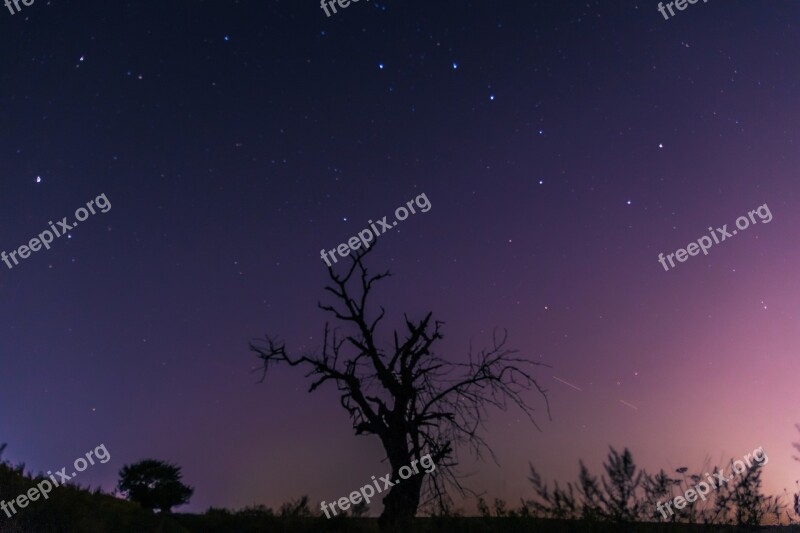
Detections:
[251, 245, 550, 531]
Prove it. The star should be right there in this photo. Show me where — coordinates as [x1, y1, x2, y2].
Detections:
[35, 176, 41, 183]
[658, 143, 663, 148]
[489, 94, 495, 101]
[627, 200, 632, 205]
[452, 62, 458, 69]
[378, 63, 385, 69]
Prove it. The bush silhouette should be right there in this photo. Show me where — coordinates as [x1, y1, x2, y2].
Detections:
[118, 459, 194, 513]
[524, 446, 784, 526]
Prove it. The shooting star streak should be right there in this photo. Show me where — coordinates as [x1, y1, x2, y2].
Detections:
[619, 399, 638, 411]
[552, 376, 583, 392]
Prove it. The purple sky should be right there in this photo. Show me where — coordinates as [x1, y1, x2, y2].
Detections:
[0, 0, 799, 517]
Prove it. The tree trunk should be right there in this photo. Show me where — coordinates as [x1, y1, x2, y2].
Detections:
[378, 471, 423, 532]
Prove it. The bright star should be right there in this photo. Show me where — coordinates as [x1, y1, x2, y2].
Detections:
[378, 63, 384, 69]
[452, 62, 458, 69]
[489, 94, 495, 101]
[35, 176, 41, 183]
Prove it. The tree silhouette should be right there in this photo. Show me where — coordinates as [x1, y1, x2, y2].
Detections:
[117, 459, 193, 513]
[251, 244, 550, 531]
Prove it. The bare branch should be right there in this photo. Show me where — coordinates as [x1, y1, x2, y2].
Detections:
[251, 241, 550, 523]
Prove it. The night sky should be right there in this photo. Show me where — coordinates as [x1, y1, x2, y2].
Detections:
[2, 0, 799, 516]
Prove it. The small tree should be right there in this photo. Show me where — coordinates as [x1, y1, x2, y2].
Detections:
[117, 459, 193, 513]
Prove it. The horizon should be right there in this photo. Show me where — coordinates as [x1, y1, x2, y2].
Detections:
[1, 0, 799, 523]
